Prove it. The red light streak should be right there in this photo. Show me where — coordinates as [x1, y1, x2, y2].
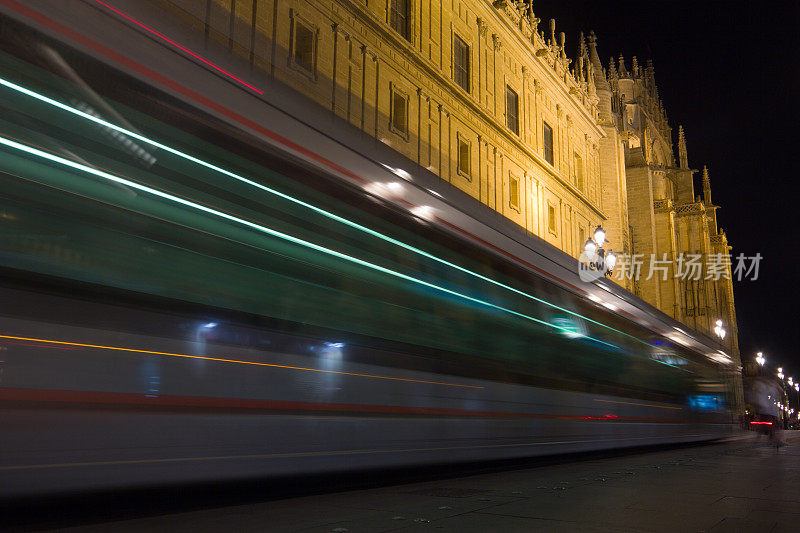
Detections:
[93, 0, 264, 95]
[749, 421, 773, 425]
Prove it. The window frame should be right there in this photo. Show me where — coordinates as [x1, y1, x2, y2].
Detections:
[508, 173, 520, 211]
[574, 151, 584, 191]
[289, 11, 318, 80]
[452, 33, 470, 94]
[457, 133, 472, 180]
[389, 84, 409, 139]
[542, 121, 554, 165]
[505, 85, 519, 135]
[547, 202, 558, 235]
[389, 0, 412, 42]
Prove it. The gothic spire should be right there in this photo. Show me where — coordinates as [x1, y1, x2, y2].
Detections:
[608, 56, 618, 80]
[647, 59, 659, 99]
[702, 165, 712, 205]
[579, 31, 587, 58]
[586, 31, 609, 91]
[618, 54, 628, 77]
[678, 125, 688, 169]
[580, 32, 590, 82]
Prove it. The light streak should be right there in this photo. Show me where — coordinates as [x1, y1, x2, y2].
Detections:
[0, 334, 482, 389]
[93, 0, 263, 95]
[0, 76, 659, 351]
[593, 398, 684, 410]
[0, 134, 619, 348]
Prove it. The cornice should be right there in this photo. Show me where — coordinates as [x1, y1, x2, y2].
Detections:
[485, 3, 604, 138]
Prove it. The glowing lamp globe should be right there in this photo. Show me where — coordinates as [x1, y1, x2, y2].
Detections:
[605, 250, 617, 272]
[593, 226, 606, 248]
[584, 238, 597, 258]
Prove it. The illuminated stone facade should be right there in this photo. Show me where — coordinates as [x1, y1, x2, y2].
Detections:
[155, 0, 738, 359]
[607, 56, 739, 359]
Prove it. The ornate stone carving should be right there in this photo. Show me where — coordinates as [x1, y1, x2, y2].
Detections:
[492, 1, 520, 25]
[519, 16, 532, 39]
[476, 17, 488, 37]
[674, 202, 704, 216]
[653, 198, 672, 212]
[492, 33, 503, 51]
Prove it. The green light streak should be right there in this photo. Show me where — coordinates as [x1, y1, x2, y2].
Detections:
[2, 135, 628, 350]
[0, 76, 655, 349]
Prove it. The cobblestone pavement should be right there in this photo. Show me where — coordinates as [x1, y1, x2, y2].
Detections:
[62, 433, 800, 532]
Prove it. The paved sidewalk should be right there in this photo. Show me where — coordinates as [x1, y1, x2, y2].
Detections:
[63, 433, 800, 532]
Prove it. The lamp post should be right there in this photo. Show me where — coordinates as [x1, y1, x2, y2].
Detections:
[756, 352, 765, 367]
[582, 225, 616, 277]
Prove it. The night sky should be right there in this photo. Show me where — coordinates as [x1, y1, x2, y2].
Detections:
[531, 0, 800, 375]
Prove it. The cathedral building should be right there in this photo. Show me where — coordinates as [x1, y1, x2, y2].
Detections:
[605, 54, 738, 360]
[154, 0, 739, 363]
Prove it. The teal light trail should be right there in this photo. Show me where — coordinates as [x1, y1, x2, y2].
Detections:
[1, 134, 626, 350]
[0, 76, 657, 350]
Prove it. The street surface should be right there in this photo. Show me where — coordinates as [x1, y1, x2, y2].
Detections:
[41, 432, 800, 532]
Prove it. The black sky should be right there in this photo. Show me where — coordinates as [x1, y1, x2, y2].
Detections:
[530, 1, 800, 375]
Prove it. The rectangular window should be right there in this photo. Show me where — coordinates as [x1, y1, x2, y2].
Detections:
[548, 204, 557, 234]
[293, 20, 315, 73]
[509, 174, 520, 210]
[506, 86, 519, 135]
[574, 152, 583, 190]
[457, 136, 471, 178]
[453, 34, 470, 93]
[390, 88, 408, 136]
[542, 122, 554, 165]
[390, 0, 411, 41]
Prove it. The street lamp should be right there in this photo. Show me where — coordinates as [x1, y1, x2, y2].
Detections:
[582, 225, 616, 276]
[794, 383, 800, 422]
[756, 352, 765, 366]
[713, 320, 726, 341]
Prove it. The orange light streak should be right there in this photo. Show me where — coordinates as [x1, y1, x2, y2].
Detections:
[0, 334, 483, 389]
